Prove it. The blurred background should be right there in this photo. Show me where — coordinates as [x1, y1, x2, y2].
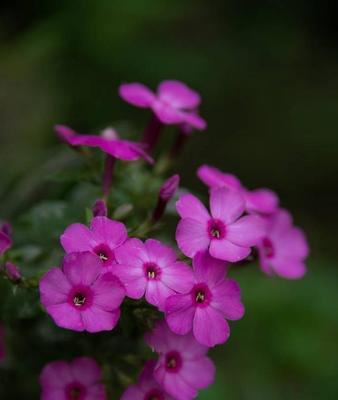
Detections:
[0, 0, 337, 399]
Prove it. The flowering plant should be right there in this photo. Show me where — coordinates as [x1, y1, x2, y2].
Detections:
[0, 80, 309, 399]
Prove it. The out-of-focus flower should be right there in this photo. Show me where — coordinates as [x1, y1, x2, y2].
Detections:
[4, 262, 21, 282]
[257, 209, 309, 279]
[92, 199, 107, 218]
[197, 165, 279, 215]
[165, 251, 244, 347]
[121, 360, 174, 400]
[55, 125, 153, 163]
[119, 80, 206, 130]
[61, 216, 128, 270]
[145, 321, 215, 400]
[39, 252, 125, 332]
[176, 188, 265, 262]
[114, 238, 194, 311]
[40, 356, 107, 399]
[0, 325, 5, 362]
[153, 175, 180, 222]
[0, 222, 12, 255]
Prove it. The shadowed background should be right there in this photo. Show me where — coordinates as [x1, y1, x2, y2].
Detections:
[0, 1, 337, 399]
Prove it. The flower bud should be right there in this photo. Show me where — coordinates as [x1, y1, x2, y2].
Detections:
[153, 175, 180, 222]
[92, 199, 107, 217]
[4, 262, 21, 282]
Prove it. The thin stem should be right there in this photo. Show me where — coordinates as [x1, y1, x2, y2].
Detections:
[169, 129, 188, 159]
[102, 155, 116, 201]
[142, 114, 163, 152]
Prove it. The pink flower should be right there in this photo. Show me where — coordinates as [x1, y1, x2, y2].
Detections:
[0, 325, 5, 362]
[145, 321, 215, 400]
[39, 252, 125, 332]
[121, 360, 174, 400]
[176, 188, 265, 262]
[0, 222, 12, 255]
[114, 238, 194, 311]
[197, 165, 279, 214]
[55, 125, 153, 163]
[165, 251, 244, 347]
[61, 216, 128, 270]
[257, 209, 309, 279]
[119, 80, 206, 130]
[40, 356, 107, 399]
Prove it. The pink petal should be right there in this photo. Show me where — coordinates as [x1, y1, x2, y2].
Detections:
[86, 384, 107, 400]
[90, 217, 127, 249]
[46, 303, 84, 331]
[165, 294, 195, 335]
[145, 281, 174, 311]
[211, 279, 245, 320]
[60, 223, 94, 253]
[193, 307, 230, 347]
[161, 261, 194, 293]
[210, 187, 245, 223]
[41, 389, 65, 400]
[180, 357, 215, 390]
[0, 231, 11, 255]
[39, 268, 70, 307]
[245, 188, 279, 214]
[40, 360, 72, 389]
[272, 258, 307, 279]
[119, 83, 156, 108]
[176, 218, 209, 258]
[151, 100, 186, 124]
[269, 209, 293, 239]
[114, 238, 147, 266]
[112, 263, 146, 299]
[157, 80, 201, 109]
[181, 112, 207, 130]
[62, 252, 101, 286]
[278, 227, 309, 259]
[81, 307, 120, 332]
[227, 215, 266, 247]
[71, 357, 101, 385]
[92, 273, 125, 310]
[121, 385, 144, 400]
[192, 251, 228, 286]
[197, 165, 242, 190]
[210, 239, 251, 262]
[176, 193, 210, 222]
[144, 239, 177, 268]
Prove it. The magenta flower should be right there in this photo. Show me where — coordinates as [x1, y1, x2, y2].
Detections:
[119, 80, 206, 130]
[0, 222, 12, 255]
[55, 125, 153, 163]
[0, 325, 5, 362]
[145, 321, 215, 400]
[176, 188, 265, 262]
[165, 251, 244, 347]
[257, 209, 309, 279]
[121, 360, 174, 400]
[197, 165, 279, 214]
[40, 356, 107, 399]
[61, 216, 128, 270]
[4, 262, 21, 282]
[114, 238, 194, 311]
[39, 252, 125, 332]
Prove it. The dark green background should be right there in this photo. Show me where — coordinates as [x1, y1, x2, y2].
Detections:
[0, 1, 337, 399]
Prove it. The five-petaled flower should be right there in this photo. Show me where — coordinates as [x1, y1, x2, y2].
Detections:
[176, 188, 265, 262]
[114, 238, 194, 311]
[257, 209, 309, 279]
[40, 356, 107, 400]
[39, 252, 125, 332]
[145, 320, 215, 400]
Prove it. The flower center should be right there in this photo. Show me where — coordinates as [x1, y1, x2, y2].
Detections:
[68, 286, 93, 310]
[195, 291, 205, 303]
[165, 351, 182, 373]
[207, 219, 226, 240]
[145, 389, 164, 400]
[144, 262, 161, 280]
[262, 237, 274, 258]
[192, 283, 212, 307]
[73, 293, 86, 307]
[94, 244, 114, 266]
[65, 382, 86, 400]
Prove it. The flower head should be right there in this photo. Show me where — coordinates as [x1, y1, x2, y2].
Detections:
[176, 188, 265, 262]
[0, 222, 12, 255]
[121, 360, 174, 400]
[197, 165, 279, 214]
[40, 356, 107, 399]
[39, 252, 125, 332]
[55, 125, 153, 163]
[61, 216, 128, 270]
[165, 251, 244, 347]
[257, 209, 309, 279]
[119, 80, 206, 130]
[145, 321, 215, 400]
[114, 238, 194, 311]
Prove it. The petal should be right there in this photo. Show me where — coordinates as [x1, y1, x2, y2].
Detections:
[71, 357, 101, 385]
[0, 231, 11, 255]
[90, 217, 127, 250]
[161, 261, 194, 293]
[46, 303, 84, 331]
[112, 263, 146, 299]
[145, 281, 174, 311]
[39, 268, 70, 307]
[157, 80, 201, 109]
[210, 188, 245, 223]
[92, 273, 125, 310]
[40, 360, 73, 389]
[176, 218, 209, 258]
[269, 209, 293, 239]
[114, 238, 147, 266]
[181, 112, 207, 130]
[119, 83, 156, 107]
[121, 385, 144, 400]
[81, 307, 121, 332]
[245, 188, 279, 214]
[210, 239, 251, 262]
[144, 239, 177, 268]
[60, 223, 94, 253]
[176, 194, 210, 222]
[62, 252, 101, 286]
[272, 258, 307, 280]
[165, 294, 195, 335]
[211, 279, 245, 320]
[197, 165, 242, 190]
[152, 100, 186, 124]
[193, 307, 230, 347]
[278, 227, 309, 259]
[86, 384, 107, 400]
[41, 389, 66, 400]
[180, 357, 215, 390]
[192, 251, 228, 286]
[227, 215, 266, 247]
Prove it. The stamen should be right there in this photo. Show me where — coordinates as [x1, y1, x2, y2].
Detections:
[210, 228, 220, 238]
[73, 293, 86, 307]
[166, 357, 177, 369]
[147, 270, 156, 279]
[99, 252, 108, 261]
[195, 291, 205, 303]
